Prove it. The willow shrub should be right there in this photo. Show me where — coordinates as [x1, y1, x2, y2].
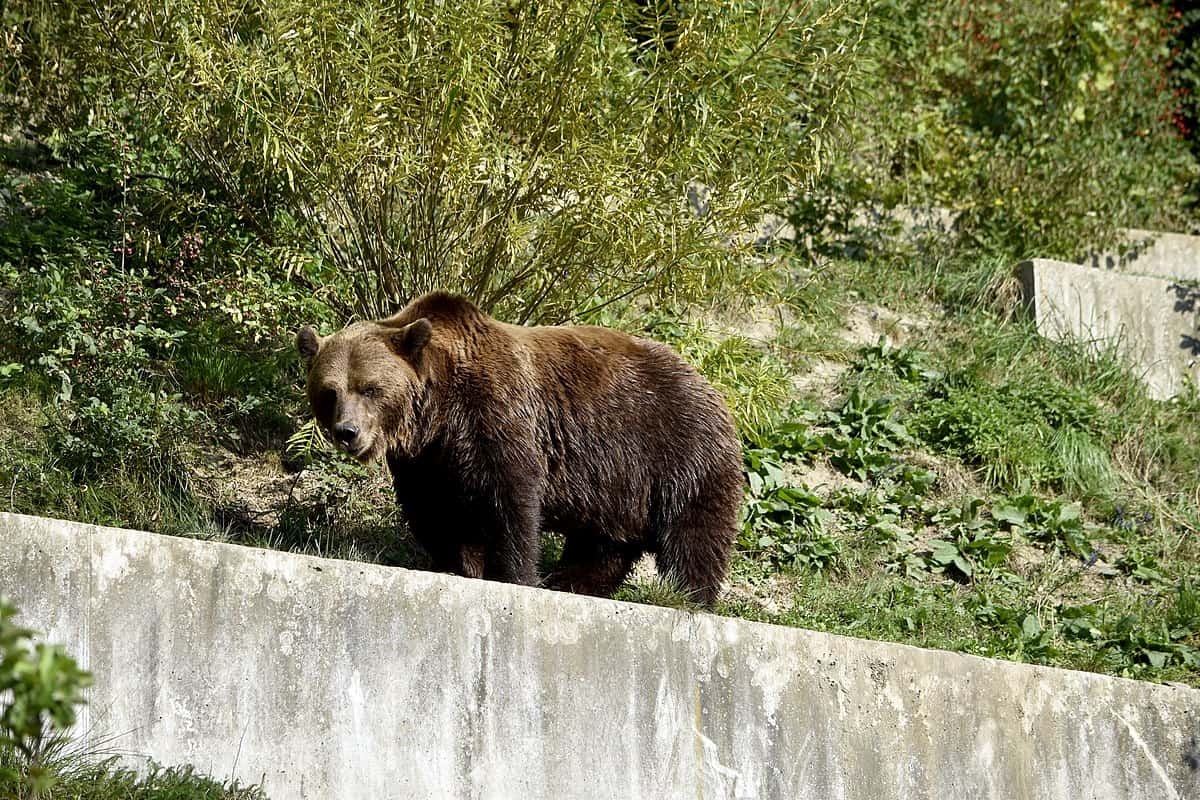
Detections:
[33, 0, 862, 323]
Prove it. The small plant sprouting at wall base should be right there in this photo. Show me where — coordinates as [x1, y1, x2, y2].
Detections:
[0, 599, 92, 798]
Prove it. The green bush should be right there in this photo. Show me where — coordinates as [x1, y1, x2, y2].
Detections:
[29, 0, 862, 322]
[913, 371, 1117, 494]
[741, 448, 839, 573]
[0, 119, 331, 479]
[799, 0, 1198, 261]
[0, 599, 92, 797]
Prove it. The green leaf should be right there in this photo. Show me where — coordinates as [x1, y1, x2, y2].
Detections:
[1055, 504, 1082, 524]
[927, 540, 960, 567]
[991, 504, 1027, 527]
[1144, 650, 1168, 670]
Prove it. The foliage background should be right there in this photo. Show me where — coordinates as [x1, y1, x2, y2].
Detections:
[796, 0, 1198, 261]
[13, 0, 862, 323]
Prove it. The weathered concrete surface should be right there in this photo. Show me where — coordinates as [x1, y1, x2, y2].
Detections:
[1019, 258, 1200, 399]
[2, 511, 1200, 800]
[1087, 229, 1200, 282]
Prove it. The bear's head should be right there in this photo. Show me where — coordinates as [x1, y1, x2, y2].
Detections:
[296, 318, 433, 462]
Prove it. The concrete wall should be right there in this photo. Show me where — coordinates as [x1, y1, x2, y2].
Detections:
[2, 511, 1199, 800]
[1019, 258, 1200, 399]
[1087, 229, 1200, 281]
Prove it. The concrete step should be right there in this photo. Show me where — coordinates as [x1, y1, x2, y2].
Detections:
[1087, 229, 1200, 282]
[2, 512, 1198, 800]
[1018, 258, 1199, 400]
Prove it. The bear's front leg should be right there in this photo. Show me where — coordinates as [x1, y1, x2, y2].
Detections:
[481, 491, 541, 586]
[463, 422, 545, 586]
[402, 507, 483, 577]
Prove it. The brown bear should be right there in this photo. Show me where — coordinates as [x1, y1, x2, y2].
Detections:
[296, 291, 743, 604]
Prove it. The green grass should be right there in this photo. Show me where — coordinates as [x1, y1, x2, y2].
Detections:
[685, 241, 1200, 684]
[0, 743, 265, 800]
[613, 576, 704, 611]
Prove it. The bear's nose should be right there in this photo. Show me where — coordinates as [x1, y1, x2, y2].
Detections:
[333, 423, 359, 446]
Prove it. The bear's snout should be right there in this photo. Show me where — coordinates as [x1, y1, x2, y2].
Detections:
[333, 422, 360, 448]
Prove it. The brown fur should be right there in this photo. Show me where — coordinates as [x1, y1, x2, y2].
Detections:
[297, 291, 744, 603]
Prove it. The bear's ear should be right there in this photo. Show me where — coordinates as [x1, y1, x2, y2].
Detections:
[389, 318, 432, 363]
[296, 326, 322, 364]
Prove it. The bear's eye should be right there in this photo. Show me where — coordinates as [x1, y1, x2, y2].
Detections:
[362, 385, 381, 400]
[316, 387, 337, 415]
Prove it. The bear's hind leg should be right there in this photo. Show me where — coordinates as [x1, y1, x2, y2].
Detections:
[655, 489, 738, 606]
[544, 537, 642, 597]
